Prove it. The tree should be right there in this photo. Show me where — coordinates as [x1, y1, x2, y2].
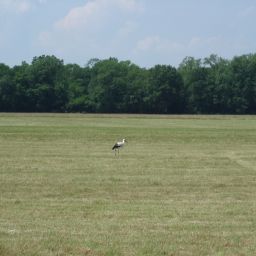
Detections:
[203, 55, 233, 113]
[229, 54, 256, 113]
[0, 64, 15, 111]
[122, 64, 149, 113]
[27, 55, 68, 112]
[146, 65, 184, 113]
[12, 61, 30, 111]
[0, 53, 256, 114]
[178, 57, 202, 113]
[65, 64, 91, 112]
[88, 58, 130, 112]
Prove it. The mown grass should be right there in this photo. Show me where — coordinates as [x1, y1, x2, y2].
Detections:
[0, 113, 256, 255]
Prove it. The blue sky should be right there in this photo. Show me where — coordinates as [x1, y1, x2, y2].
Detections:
[0, 0, 256, 67]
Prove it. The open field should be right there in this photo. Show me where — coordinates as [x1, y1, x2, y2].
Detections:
[0, 113, 256, 256]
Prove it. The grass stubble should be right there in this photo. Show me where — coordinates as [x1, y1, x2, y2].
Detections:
[0, 114, 256, 255]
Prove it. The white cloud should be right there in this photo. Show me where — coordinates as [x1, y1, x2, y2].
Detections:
[135, 36, 183, 53]
[133, 34, 242, 66]
[55, 1, 102, 30]
[136, 36, 160, 51]
[37, 0, 47, 4]
[117, 0, 143, 11]
[55, 0, 142, 30]
[38, 31, 51, 47]
[36, 0, 144, 64]
[135, 35, 230, 55]
[187, 36, 225, 50]
[0, 0, 31, 13]
[117, 21, 138, 38]
[0, 0, 48, 14]
[238, 6, 256, 18]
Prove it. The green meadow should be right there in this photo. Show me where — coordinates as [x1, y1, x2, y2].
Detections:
[0, 114, 256, 256]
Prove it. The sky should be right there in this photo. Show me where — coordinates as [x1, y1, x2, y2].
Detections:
[0, 0, 256, 68]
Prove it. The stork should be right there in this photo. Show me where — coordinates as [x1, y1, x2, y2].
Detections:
[112, 139, 127, 155]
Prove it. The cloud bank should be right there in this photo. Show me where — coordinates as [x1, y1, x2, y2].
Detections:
[3, 0, 252, 67]
[37, 0, 143, 64]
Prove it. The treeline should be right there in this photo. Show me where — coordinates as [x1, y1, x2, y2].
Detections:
[0, 54, 255, 114]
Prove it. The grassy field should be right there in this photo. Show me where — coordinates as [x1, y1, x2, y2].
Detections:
[0, 113, 256, 256]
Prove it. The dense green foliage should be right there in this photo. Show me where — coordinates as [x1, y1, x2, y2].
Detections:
[0, 54, 255, 113]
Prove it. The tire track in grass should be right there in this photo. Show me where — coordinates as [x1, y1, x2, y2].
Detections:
[225, 151, 256, 172]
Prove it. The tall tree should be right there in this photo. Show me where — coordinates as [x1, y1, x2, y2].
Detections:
[146, 65, 184, 113]
[122, 64, 149, 113]
[28, 55, 68, 112]
[65, 64, 91, 112]
[88, 58, 130, 112]
[229, 54, 256, 113]
[0, 64, 15, 111]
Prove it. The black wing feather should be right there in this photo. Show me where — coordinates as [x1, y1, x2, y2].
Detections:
[112, 143, 119, 150]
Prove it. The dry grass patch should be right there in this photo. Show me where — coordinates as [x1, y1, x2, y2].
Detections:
[0, 114, 256, 255]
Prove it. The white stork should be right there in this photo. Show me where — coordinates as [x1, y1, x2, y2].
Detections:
[112, 139, 127, 155]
